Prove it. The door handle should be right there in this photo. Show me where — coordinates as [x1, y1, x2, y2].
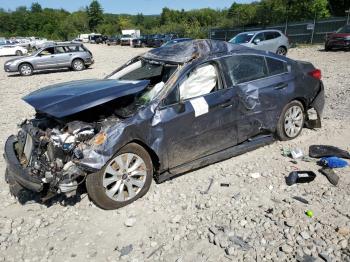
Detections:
[69, 54, 73, 56]
[50, 55, 55, 58]
[274, 82, 288, 90]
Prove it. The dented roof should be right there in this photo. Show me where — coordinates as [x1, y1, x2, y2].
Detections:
[142, 39, 251, 64]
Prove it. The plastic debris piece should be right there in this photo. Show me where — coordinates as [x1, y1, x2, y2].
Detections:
[319, 168, 339, 186]
[306, 210, 314, 218]
[220, 183, 230, 187]
[120, 244, 133, 257]
[229, 235, 252, 251]
[291, 148, 304, 159]
[282, 148, 291, 157]
[201, 178, 214, 194]
[250, 173, 261, 179]
[292, 196, 309, 204]
[286, 171, 316, 186]
[309, 145, 350, 159]
[319, 157, 348, 168]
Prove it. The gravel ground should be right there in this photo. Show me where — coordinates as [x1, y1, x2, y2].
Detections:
[0, 44, 349, 262]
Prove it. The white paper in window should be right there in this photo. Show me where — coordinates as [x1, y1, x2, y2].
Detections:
[190, 97, 209, 117]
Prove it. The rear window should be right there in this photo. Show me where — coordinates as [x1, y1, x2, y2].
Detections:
[223, 55, 268, 84]
[266, 57, 288, 75]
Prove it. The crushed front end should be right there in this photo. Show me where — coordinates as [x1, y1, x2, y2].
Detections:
[4, 116, 107, 201]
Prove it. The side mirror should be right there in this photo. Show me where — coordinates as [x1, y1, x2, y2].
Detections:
[253, 39, 261, 45]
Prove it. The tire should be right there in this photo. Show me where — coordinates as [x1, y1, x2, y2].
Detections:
[71, 59, 85, 71]
[18, 63, 33, 76]
[276, 46, 287, 56]
[325, 44, 331, 51]
[141, 43, 146, 48]
[276, 100, 305, 141]
[86, 143, 153, 210]
[15, 50, 23, 56]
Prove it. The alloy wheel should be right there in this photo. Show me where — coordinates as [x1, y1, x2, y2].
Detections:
[20, 65, 32, 76]
[73, 60, 84, 71]
[284, 105, 303, 138]
[102, 153, 147, 202]
[277, 47, 287, 56]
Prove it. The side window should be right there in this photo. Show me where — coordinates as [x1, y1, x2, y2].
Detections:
[265, 32, 277, 40]
[253, 33, 265, 43]
[266, 57, 288, 76]
[39, 47, 55, 56]
[274, 32, 281, 38]
[223, 55, 268, 84]
[55, 46, 66, 54]
[179, 63, 219, 100]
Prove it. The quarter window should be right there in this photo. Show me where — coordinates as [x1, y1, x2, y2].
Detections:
[266, 57, 288, 75]
[223, 55, 268, 84]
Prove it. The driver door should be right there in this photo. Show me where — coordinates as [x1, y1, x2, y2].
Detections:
[154, 62, 238, 169]
[33, 47, 56, 69]
[252, 32, 267, 51]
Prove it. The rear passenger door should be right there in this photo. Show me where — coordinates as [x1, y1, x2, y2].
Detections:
[221, 54, 292, 143]
[54, 46, 71, 67]
[264, 31, 281, 52]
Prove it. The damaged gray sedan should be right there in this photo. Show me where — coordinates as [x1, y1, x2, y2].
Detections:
[4, 40, 325, 209]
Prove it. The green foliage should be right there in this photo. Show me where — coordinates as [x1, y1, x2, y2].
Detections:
[0, 0, 339, 41]
[87, 0, 104, 31]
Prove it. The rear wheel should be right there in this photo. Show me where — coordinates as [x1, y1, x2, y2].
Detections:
[276, 46, 287, 56]
[19, 63, 33, 76]
[71, 59, 85, 71]
[324, 44, 331, 51]
[276, 101, 305, 141]
[86, 143, 153, 210]
[15, 50, 23, 56]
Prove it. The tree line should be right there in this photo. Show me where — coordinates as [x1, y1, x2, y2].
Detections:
[0, 0, 348, 40]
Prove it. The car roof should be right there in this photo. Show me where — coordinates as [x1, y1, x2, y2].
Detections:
[142, 39, 251, 63]
[238, 29, 283, 35]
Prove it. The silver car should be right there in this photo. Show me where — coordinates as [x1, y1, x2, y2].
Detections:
[229, 30, 289, 55]
[4, 43, 94, 76]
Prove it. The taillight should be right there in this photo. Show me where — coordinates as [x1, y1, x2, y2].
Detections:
[308, 69, 322, 80]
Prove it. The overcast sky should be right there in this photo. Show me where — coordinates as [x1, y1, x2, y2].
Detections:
[1, 0, 253, 15]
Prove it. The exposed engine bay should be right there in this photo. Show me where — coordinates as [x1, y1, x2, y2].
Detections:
[14, 114, 120, 200]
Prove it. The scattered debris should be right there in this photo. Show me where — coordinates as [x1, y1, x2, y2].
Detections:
[319, 168, 339, 186]
[291, 148, 304, 159]
[201, 178, 214, 194]
[319, 156, 348, 168]
[220, 183, 230, 187]
[250, 173, 261, 179]
[124, 217, 137, 227]
[292, 196, 309, 204]
[305, 210, 314, 218]
[120, 244, 133, 257]
[232, 192, 241, 200]
[336, 226, 350, 236]
[147, 243, 165, 259]
[286, 171, 316, 186]
[229, 236, 252, 251]
[309, 145, 350, 159]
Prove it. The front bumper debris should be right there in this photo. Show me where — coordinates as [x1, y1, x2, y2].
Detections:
[3, 135, 43, 192]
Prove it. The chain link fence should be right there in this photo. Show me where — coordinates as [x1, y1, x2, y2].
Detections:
[209, 16, 348, 44]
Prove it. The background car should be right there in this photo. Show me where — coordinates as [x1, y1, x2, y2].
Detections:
[132, 35, 151, 47]
[162, 38, 192, 47]
[4, 43, 93, 76]
[106, 36, 121, 45]
[229, 30, 289, 55]
[325, 24, 350, 51]
[0, 45, 28, 56]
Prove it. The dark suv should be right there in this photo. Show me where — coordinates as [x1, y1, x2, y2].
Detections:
[325, 25, 350, 51]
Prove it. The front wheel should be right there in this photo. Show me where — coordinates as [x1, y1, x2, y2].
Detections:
[19, 63, 33, 76]
[276, 46, 287, 56]
[71, 59, 85, 71]
[276, 101, 305, 141]
[86, 143, 153, 210]
[15, 50, 23, 56]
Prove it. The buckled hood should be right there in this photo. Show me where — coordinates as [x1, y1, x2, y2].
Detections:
[23, 79, 150, 118]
